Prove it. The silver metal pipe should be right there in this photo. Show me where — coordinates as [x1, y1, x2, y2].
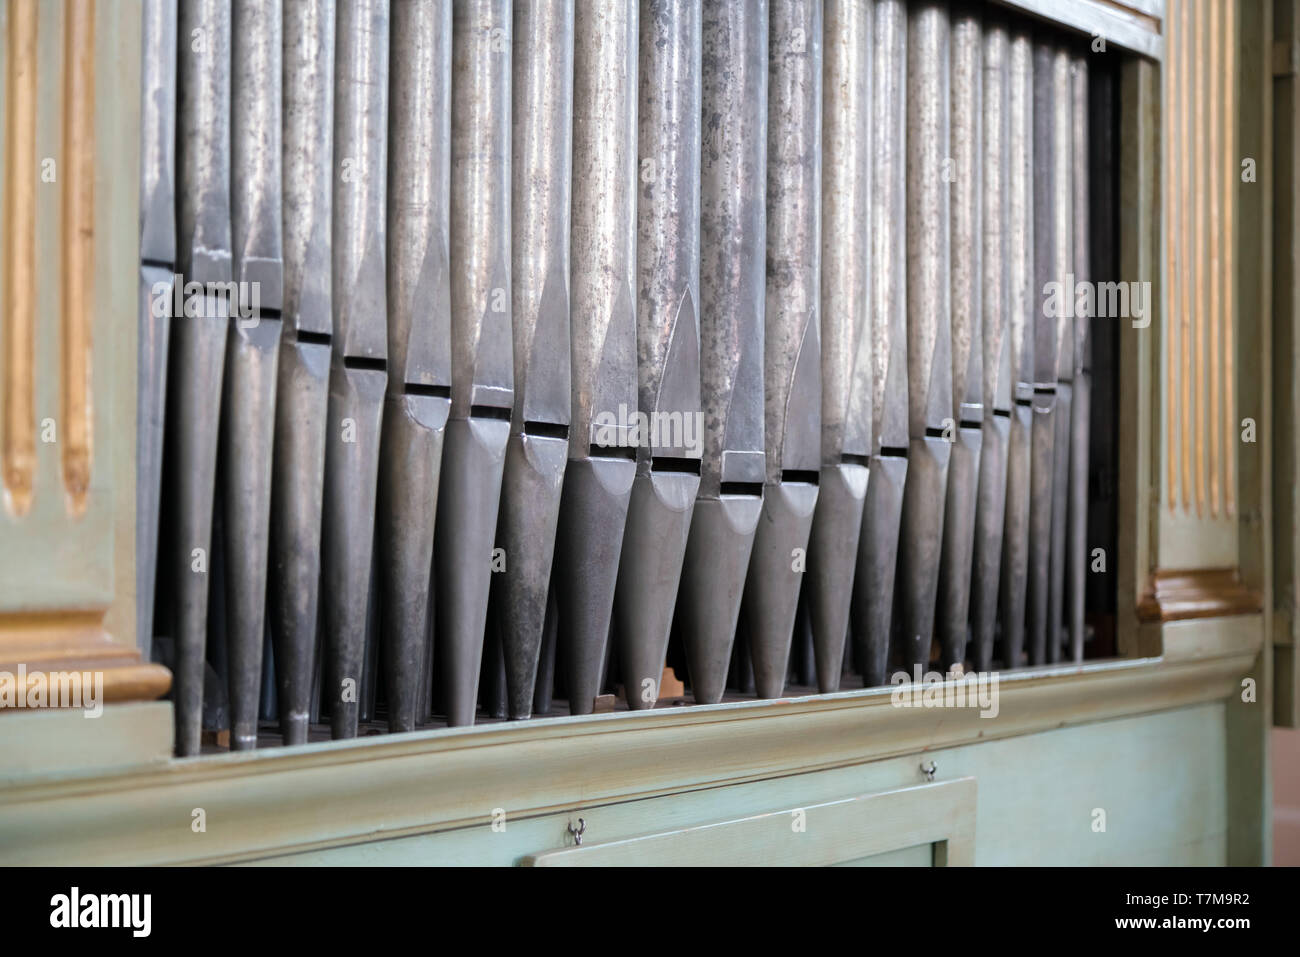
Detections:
[741, 0, 822, 700]
[896, 0, 952, 673]
[169, 0, 233, 756]
[935, 6, 981, 673]
[999, 27, 1034, 669]
[223, 0, 284, 750]
[270, 0, 334, 745]
[377, 0, 452, 733]
[1067, 53, 1091, 663]
[435, 0, 514, 727]
[969, 18, 1010, 673]
[677, 0, 767, 705]
[1026, 42, 1071, 665]
[490, 0, 574, 720]
[553, 0, 638, 716]
[612, 0, 702, 710]
[321, 0, 389, 738]
[137, 0, 177, 665]
[852, 0, 907, 687]
[805, 0, 871, 694]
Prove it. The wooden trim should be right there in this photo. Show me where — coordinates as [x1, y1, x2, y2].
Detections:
[0, 613, 170, 706]
[60, 0, 93, 515]
[2, 0, 37, 517]
[521, 778, 977, 867]
[0, 642, 1255, 865]
[1137, 568, 1263, 621]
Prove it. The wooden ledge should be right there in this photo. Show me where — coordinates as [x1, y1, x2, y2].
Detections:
[1137, 568, 1263, 623]
[0, 631, 1259, 865]
[0, 613, 171, 709]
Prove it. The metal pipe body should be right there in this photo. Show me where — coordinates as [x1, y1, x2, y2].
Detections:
[852, 0, 908, 687]
[936, 7, 982, 672]
[270, 0, 334, 745]
[553, 0, 639, 716]
[490, 0, 574, 720]
[741, 0, 822, 700]
[222, 0, 284, 751]
[321, 0, 389, 738]
[1067, 53, 1091, 663]
[896, 0, 952, 672]
[969, 19, 1011, 673]
[435, 0, 514, 726]
[137, 0, 177, 665]
[805, 0, 871, 693]
[377, 0, 452, 732]
[999, 28, 1035, 669]
[1026, 43, 1071, 665]
[612, 0, 703, 709]
[677, 0, 767, 705]
[168, 0, 233, 755]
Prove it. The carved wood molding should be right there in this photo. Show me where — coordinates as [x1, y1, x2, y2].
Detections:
[0, 613, 171, 707]
[1137, 567, 1263, 622]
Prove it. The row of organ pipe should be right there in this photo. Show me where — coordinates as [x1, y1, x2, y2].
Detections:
[137, 0, 1100, 754]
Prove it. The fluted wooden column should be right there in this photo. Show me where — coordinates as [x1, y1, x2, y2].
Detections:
[0, 0, 170, 708]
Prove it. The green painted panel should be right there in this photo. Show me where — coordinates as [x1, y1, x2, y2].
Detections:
[247, 704, 1226, 866]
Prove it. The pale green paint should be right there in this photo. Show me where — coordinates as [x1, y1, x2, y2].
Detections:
[244, 705, 1225, 866]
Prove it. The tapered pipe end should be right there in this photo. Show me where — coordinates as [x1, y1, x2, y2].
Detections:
[494, 432, 568, 720]
[805, 463, 869, 693]
[898, 435, 952, 672]
[936, 425, 983, 671]
[378, 392, 449, 733]
[852, 455, 908, 687]
[553, 456, 635, 715]
[434, 416, 510, 727]
[970, 414, 1011, 673]
[677, 494, 762, 704]
[741, 481, 819, 699]
[614, 469, 699, 709]
[320, 364, 387, 739]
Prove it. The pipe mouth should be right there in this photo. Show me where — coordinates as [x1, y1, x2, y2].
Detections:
[296, 329, 331, 346]
[590, 445, 636, 461]
[524, 420, 569, 440]
[719, 481, 763, 497]
[469, 404, 512, 421]
[651, 456, 701, 476]
[879, 445, 909, 458]
[780, 469, 820, 485]
[342, 355, 386, 371]
[840, 453, 870, 467]
[405, 382, 450, 398]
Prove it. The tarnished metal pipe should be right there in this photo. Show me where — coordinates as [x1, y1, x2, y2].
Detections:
[999, 27, 1034, 670]
[612, 0, 702, 710]
[222, 0, 284, 750]
[137, 0, 177, 665]
[1067, 53, 1091, 663]
[741, 0, 822, 700]
[377, 0, 452, 733]
[676, 0, 766, 705]
[1026, 42, 1071, 666]
[968, 18, 1011, 674]
[489, 0, 574, 720]
[168, 0, 233, 756]
[935, 7, 982, 673]
[553, 0, 638, 716]
[435, 0, 514, 727]
[321, 0, 389, 738]
[896, 0, 952, 673]
[852, 0, 907, 687]
[270, 0, 334, 746]
[805, 0, 871, 694]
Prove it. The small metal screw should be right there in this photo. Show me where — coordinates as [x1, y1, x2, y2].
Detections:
[920, 761, 937, 781]
[567, 817, 586, 847]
